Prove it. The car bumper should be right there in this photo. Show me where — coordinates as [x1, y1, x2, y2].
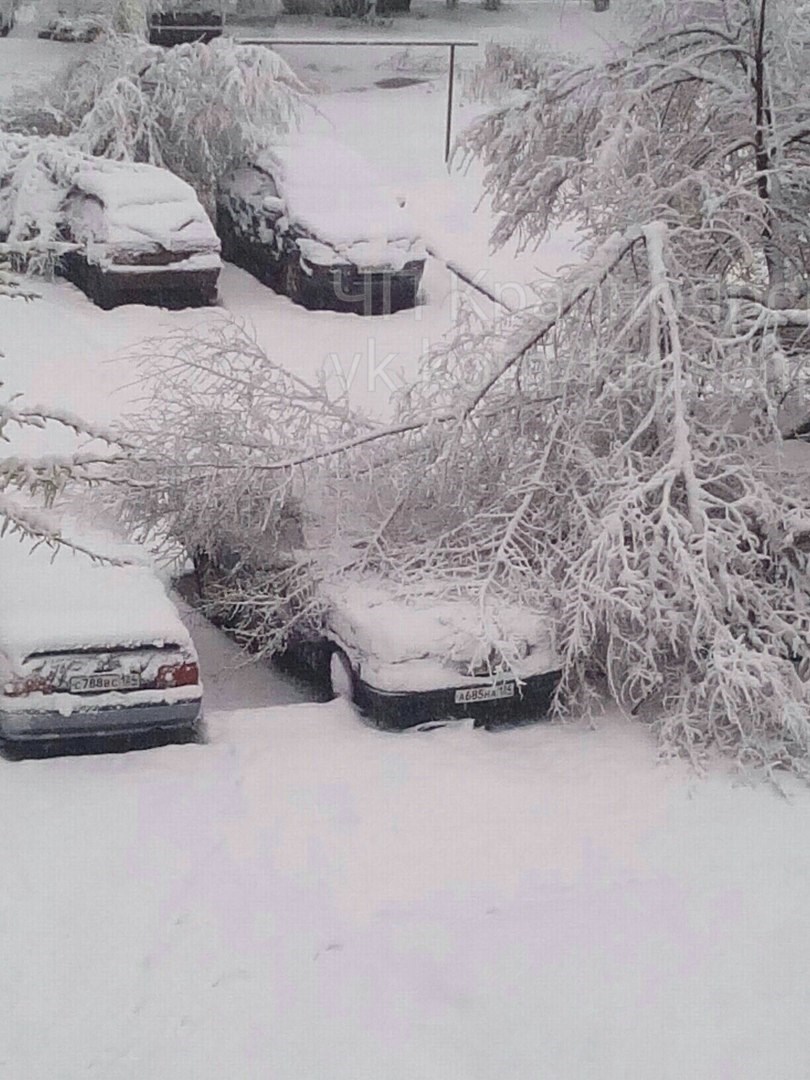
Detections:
[97, 266, 220, 304]
[354, 669, 561, 730]
[316, 260, 425, 313]
[60, 252, 219, 309]
[0, 699, 203, 742]
[148, 11, 223, 46]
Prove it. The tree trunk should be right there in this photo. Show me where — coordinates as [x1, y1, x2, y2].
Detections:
[751, 0, 788, 305]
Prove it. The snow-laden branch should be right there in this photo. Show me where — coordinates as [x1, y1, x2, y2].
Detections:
[0, 492, 128, 563]
[3, 35, 311, 215]
[1, 355, 134, 551]
[462, 0, 810, 310]
[462, 228, 643, 413]
[0, 399, 128, 447]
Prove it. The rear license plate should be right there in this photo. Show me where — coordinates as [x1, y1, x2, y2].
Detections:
[455, 681, 516, 705]
[70, 673, 141, 693]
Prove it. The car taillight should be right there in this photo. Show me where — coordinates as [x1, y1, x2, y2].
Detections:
[155, 661, 200, 690]
[4, 674, 57, 697]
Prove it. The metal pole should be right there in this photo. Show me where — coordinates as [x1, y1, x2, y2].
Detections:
[445, 43, 456, 164]
[236, 39, 477, 162]
[236, 38, 479, 47]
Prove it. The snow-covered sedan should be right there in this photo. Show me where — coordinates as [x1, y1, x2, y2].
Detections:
[148, 5, 224, 46]
[287, 578, 561, 729]
[217, 136, 427, 315]
[0, 537, 203, 756]
[58, 160, 221, 309]
[37, 11, 105, 41]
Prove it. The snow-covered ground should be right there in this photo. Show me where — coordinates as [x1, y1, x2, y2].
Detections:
[3, 691, 810, 1079]
[4, 13, 810, 1080]
[0, 27, 581, 417]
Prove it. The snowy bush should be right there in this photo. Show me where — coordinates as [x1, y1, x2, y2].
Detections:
[10, 35, 309, 211]
[463, 42, 545, 101]
[0, 134, 88, 266]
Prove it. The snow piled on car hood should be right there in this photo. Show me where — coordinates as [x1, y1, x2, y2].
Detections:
[0, 138, 219, 259]
[0, 533, 192, 667]
[73, 161, 220, 252]
[323, 578, 559, 692]
[256, 136, 426, 266]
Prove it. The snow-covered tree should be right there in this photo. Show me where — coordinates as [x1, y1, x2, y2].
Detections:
[39, 34, 308, 209]
[0, 134, 87, 254]
[387, 0, 810, 769]
[114, 320, 374, 649]
[117, 0, 810, 771]
[380, 223, 810, 772]
[464, 0, 810, 314]
[115, 232, 810, 770]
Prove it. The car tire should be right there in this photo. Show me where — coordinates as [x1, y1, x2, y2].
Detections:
[190, 713, 208, 743]
[95, 286, 116, 311]
[283, 255, 307, 307]
[217, 209, 237, 263]
[87, 266, 116, 310]
[393, 278, 418, 313]
[328, 648, 356, 704]
[0, 739, 24, 762]
[173, 717, 206, 745]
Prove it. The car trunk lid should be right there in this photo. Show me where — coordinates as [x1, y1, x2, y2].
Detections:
[5, 644, 199, 698]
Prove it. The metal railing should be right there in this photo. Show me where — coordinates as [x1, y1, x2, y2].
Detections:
[235, 36, 479, 160]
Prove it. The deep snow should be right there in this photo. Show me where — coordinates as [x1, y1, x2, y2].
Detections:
[255, 135, 426, 265]
[3, 13, 810, 1080]
[3, 691, 810, 1080]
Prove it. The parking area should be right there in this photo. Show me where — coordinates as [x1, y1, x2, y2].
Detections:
[4, 16, 810, 1079]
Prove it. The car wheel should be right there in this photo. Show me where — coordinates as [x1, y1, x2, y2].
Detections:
[190, 713, 208, 743]
[0, 739, 25, 762]
[217, 210, 237, 263]
[283, 256, 307, 307]
[393, 278, 418, 313]
[88, 267, 116, 310]
[328, 648, 356, 703]
[174, 717, 206, 745]
[95, 286, 116, 311]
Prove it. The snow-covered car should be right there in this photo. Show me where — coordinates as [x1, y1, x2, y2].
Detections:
[38, 11, 105, 40]
[217, 136, 427, 315]
[286, 578, 561, 729]
[58, 160, 221, 309]
[0, 0, 17, 35]
[0, 537, 204, 755]
[148, 6, 224, 46]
